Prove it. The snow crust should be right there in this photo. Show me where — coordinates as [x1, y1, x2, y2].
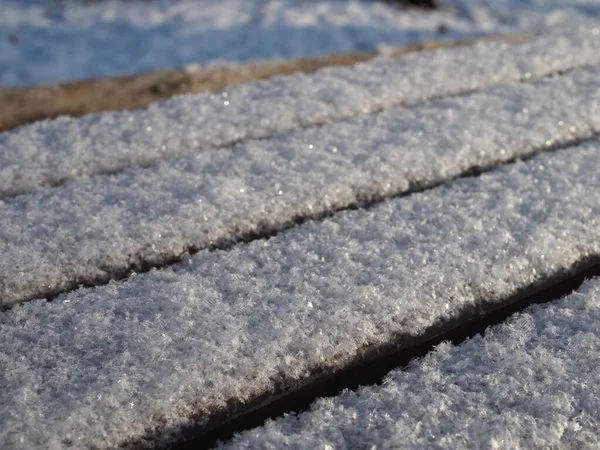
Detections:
[224, 277, 600, 450]
[2, 64, 600, 309]
[1, 143, 600, 449]
[2, 26, 600, 198]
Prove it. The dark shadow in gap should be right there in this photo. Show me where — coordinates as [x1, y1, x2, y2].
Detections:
[385, 0, 439, 9]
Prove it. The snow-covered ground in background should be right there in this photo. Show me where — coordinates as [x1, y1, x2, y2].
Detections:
[0, 0, 476, 85]
[1, 0, 600, 86]
[453, 0, 600, 30]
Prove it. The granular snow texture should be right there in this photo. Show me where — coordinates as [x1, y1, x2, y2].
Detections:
[1, 63, 600, 309]
[2, 26, 600, 198]
[1, 143, 600, 449]
[223, 277, 600, 449]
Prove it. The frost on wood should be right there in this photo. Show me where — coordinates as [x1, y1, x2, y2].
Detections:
[1, 143, 600, 449]
[224, 277, 600, 449]
[1, 27, 600, 198]
[1, 64, 600, 308]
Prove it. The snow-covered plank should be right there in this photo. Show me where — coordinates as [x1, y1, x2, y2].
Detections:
[0, 35, 531, 134]
[224, 277, 600, 450]
[1, 27, 600, 198]
[2, 142, 600, 449]
[2, 65, 600, 309]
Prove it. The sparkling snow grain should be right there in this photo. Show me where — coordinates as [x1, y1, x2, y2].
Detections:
[1, 143, 600, 448]
[1, 65, 600, 308]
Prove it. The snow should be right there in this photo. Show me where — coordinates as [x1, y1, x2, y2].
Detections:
[1, 0, 600, 86]
[452, 0, 600, 32]
[1, 2, 600, 447]
[3, 26, 599, 199]
[7, 56, 600, 309]
[2, 63, 600, 309]
[223, 277, 600, 450]
[1, 142, 600, 449]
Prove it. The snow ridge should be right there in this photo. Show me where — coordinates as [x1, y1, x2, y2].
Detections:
[1, 27, 600, 198]
[1, 143, 600, 449]
[2, 65, 600, 309]
[223, 277, 600, 449]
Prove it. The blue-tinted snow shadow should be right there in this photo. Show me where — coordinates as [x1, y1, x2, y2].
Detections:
[0, 20, 483, 86]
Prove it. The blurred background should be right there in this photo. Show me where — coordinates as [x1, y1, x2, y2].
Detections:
[2, 0, 600, 86]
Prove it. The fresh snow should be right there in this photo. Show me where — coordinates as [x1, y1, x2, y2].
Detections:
[2, 26, 600, 199]
[223, 277, 600, 450]
[1, 142, 600, 449]
[1, 0, 600, 86]
[2, 63, 600, 309]
[1, 1, 600, 449]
